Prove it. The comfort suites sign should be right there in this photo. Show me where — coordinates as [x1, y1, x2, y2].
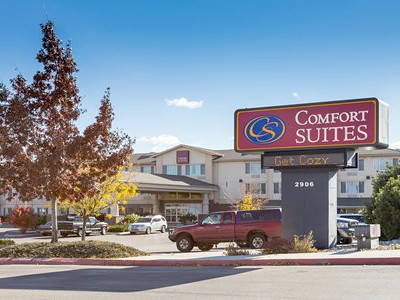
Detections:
[235, 98, 389, 152]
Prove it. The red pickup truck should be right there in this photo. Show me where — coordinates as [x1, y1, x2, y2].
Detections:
[169, 209, 281, 252]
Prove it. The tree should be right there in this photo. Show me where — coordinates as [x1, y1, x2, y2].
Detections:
[237, 193, 264, 210]
[61, 169, 138, 241]
[364, 163, 400, 240]
[0, 22, 132, 243]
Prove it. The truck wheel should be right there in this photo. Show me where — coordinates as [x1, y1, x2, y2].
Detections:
[160, 225, 166, 233]
[176, 235, 194, 252]
[198, 244, 213, 251]
[146, 227, 152, 234]
[100, 227, 107, 235]
[249, 233, 266, 249]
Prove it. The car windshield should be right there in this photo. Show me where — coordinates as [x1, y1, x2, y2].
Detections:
[136, 218, 152, 223]
[340, 215, 365, 223]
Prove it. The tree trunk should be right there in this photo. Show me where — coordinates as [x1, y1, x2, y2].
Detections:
[81, 209, 87, 241]
[51, 198, 58, 243]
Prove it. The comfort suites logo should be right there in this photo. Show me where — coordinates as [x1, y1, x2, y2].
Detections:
[244, 115, 286, 144]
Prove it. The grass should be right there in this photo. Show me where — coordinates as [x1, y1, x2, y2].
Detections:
[223, 243, 250, 256]
[0, 239, 15, 247]
[0, 240, 147, 258]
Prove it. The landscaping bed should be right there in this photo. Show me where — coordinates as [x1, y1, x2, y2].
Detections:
[0, 240, 147, 258]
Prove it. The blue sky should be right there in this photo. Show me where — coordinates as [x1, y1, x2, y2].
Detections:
[1, 0, 399, 152]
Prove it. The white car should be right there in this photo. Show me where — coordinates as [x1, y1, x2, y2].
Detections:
[128, 215, 168, 234]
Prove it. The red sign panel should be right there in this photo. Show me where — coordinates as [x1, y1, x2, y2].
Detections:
[235, 98, 382, 152]
[176, 150, 190, 164]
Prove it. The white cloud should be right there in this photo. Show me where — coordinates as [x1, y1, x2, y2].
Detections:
[390, 140, 400, 149]
[137, 134, 181, 152]
[292, 92, 301, 99]
[165, 97, 203, 109]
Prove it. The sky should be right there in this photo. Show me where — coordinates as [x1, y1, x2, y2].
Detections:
[1, 0, 400, 153]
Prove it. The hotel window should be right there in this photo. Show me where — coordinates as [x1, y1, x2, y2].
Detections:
[273, 182, 281, 194]
[245, 163, 266, 174]
[245, 183, 266, 195]
[185, 164, 205, 176]
[162, 165, 182, 175]
[358, 159, 364, 171]
[341, 181, 365, 194]
[373, 158, 398, 172]
[140, 166, 154, 174]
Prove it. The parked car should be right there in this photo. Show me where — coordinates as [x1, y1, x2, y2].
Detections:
[338, 213, 365, 224]
[169, 209, 282, 252]
[337, 217, 359, 244]
[36, 221, 52, 235]
[58, 216, 108, 237]
[128, 215, 168, 234]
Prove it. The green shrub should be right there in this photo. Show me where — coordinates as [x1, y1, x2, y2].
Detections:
[37, 215, 48, 226]
[121, 214, 141, 224]
[366, 176, 400, 240]
[292, 231, 318, 253]
[223, 243, 250, 256]
[0, 239, 15, 247]
[108, 224, 128, 232]
[0, 241, 147, 258]
[262, 238, 292, 254]
[178, 213, 197, 224]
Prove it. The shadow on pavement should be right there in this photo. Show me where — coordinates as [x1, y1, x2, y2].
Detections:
[0, 230, 40, 239]
[0, 266, 259, 293]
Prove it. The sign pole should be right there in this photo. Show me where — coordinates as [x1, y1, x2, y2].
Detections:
[280, 168, 338, 248]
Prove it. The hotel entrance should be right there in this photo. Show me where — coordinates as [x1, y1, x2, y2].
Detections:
[164, 203, 202, 223]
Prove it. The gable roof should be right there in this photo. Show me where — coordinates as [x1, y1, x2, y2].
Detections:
[153, 144, 224, 158]
[122, 171, 218, 192]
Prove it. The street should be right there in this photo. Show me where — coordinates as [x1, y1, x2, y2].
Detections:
[0, 265, 399, 299]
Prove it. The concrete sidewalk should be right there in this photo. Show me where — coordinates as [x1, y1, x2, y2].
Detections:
[1, 248, 400, 267]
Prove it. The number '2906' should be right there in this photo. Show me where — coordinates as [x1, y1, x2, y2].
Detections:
[294, 181, 314, 188]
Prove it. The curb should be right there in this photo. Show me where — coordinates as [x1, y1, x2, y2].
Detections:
[1, 257, 400, 266]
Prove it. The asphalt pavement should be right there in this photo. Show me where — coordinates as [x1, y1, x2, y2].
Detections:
[0, 265, 399, 300]
[1, 224, 400, 266]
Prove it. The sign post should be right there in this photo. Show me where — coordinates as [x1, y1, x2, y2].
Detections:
[235, 98, 388, 248]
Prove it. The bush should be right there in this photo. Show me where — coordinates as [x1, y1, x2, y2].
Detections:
[108, 224, 128, 232]
[262, 238, 292, 254]
[121, 214, 141, 224]
[0, 239, 15, 247]
[223, 243, 250, 256]
[0, 241, 147, 258]
[292, 231, 318, 253]
[178, 213, 197, 224]
[365, 176, 400, 240]
[7, 206, 39, 233]
[37, 215, 47, 226]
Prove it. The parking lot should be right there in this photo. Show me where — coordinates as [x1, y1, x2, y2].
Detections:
[0, 225, 229, 254]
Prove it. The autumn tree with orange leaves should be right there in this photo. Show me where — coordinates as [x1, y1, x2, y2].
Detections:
[0, 22, 133, 243]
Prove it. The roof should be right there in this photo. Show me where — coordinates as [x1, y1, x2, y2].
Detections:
[356, 147, 400, 157]
[212, 149, 262, 162]
[132, 152, 156, 165]
[153, 144, 224, 158]
[337, 197, 372, 207]
[122, 171, 218, 192]
[131, 146, 400, 166]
